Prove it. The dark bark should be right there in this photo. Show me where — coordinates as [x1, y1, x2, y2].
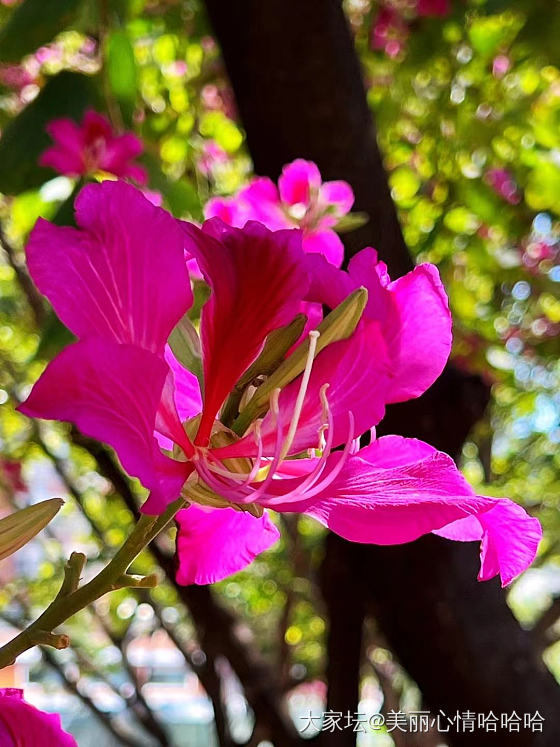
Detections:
[203, 0, 411, 277]
[202, 1, 560, 745]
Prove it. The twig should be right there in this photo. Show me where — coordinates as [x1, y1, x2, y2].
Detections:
[0, 499, 185, 667]
[0, 221, 45, 327]
[95, 608, 171, 746]
[532, 596, 560, 652]
[0, 609, 140, 747]
[73, 439, 302, 745]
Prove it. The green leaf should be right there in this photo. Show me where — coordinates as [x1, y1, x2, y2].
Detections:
[334, 212, 369, 234]
[0, 0, 85, 63]
[444, 206, 480, 235]
[168, 312, 203, 388]
[389, 167, 421, 202]
[33, 310, 76, 361]
[468, 13, 522, 59]
[105, 30, 137, 125]
[0, 72, 98, 195]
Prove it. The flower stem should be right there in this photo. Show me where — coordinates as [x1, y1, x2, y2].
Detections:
[0, 498, 186, 669]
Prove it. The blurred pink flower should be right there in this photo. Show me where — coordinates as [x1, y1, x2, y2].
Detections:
[18, 181, 541, 587]
[205, 159, 355, 267]
[492, 54, 511, 78]
[0, 689, 77, 746]
[416, 0, 450, 16]
[198, 140, 228, 176]
[0, 458, 25, 493]
[0, 64, 35, 90]
[371, 5, 409, 57]
[39, 110, 147, 184]
[485, 168, 520, 204]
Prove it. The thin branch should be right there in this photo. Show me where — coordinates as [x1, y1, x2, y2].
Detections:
[73, 438, 302, 746]
[532, 596, 560, 652]
[0, 499, 184, 667]
[0, 610, 140, 747]
[0, 221, 45, 326]
[148, 594, 234, 747]
[95, 607, 172, 746]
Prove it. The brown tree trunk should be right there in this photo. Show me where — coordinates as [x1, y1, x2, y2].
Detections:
[203, 1, 560, 745]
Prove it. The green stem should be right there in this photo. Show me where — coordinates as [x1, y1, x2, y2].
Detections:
[0, 498, 185, 669]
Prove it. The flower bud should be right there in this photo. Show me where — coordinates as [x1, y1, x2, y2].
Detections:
[0, 498, 64, 561]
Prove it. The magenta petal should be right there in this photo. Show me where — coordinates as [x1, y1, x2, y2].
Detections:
[81, 109, 113, 139]
[320, 179, 354, 214]
[19, 339, 187, 508]
[182, 219, 309, 443]
[175, 505, 280, 584]
[304, 253, 355, 310]
[417, 0, 450, 16]
[154, 347, 200, 455]
[39, 146, 85, 176]
[347, 249, 452, 402]
[434, 500, 542, 586]
[101, 133, 147, 183]
[39, 118, 86, 175]
[0, 689, 77, 746]
[45, 117, 84, 151]
[278, 159, 321, 206]
[239, 177, 286, 229]
[204, 196, 248, 227]
[381, 264, 452, 402]
[357, 434, 437, 467]
[265, 448, 489, 542]
[26, 181, 191, 354]
[302, 229, 344, 268]
[164, 346, 202, 422]
[259, 435, 540, 583]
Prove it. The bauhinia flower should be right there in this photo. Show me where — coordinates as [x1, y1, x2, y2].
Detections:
[39, 109, 147, 184]
[19, 180, 541, 587]
[204, 159, 354, 267]
[0, 689, 77, 746]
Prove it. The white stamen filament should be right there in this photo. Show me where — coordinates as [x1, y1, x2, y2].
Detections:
[190, 336, 360, 510]
[280, 330, 320, 460]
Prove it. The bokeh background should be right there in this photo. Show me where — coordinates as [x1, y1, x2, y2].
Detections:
[0, 0, 559, 745]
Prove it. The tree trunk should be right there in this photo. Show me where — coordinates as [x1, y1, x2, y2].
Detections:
[203, 1, 560, 745]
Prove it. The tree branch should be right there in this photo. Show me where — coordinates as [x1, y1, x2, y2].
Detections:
[0, 221, 45, 326]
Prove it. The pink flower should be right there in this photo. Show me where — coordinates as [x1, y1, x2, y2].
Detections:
[205, 159, 355, 267]
[39, 110, 148, 184]
[370, 6, 409, 58]
[0, 458, 25, 493]
[492, 55, 511, 78]
[198, 140, 228, 176]
[484, 168, 520, 205]
[19, 181, 541, 587]
[0, 65, 35, 90]
[0, 689, 77, 746]
[416, 0, 450, 16]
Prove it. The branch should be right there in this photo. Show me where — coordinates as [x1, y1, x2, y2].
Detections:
[94, 607, 172, 746]
[0, 609, 140, 747]
[72, 438, 302, 746]
[0, 498, 185, 667]
[148, 594, 234, 747]
[0, 221, 45, 326]
[532, 597, 560, 652]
